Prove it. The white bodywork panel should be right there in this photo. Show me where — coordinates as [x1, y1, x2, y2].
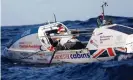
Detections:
[9, 33, 42, 52]
[38, 22, 72, 51]
[86, 24, 133, 53]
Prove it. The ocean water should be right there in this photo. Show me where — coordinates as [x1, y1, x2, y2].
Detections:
[1, 16, 133, 80]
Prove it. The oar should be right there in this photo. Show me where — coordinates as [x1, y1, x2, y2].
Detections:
[48, 40, 60, 66]
[48, 49, 57, 67]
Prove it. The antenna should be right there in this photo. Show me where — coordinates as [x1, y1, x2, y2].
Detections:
[101, 2, 108, 20]
[53, 13, 57, 22]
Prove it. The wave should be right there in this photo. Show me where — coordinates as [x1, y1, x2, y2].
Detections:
[1, 15, 133, 80]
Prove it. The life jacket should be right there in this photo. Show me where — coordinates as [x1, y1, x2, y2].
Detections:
[47, 45, 55, 51]
[57, 26, 65, 33]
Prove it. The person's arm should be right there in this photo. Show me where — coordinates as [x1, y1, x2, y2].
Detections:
[97, 18, 102, 28]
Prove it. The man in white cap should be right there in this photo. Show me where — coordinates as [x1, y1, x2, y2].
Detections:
[56, 24, 85, 50]
[56, 24, 71, 50]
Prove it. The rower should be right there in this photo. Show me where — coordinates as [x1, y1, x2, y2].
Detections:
[46, 24, 68, 51]
[56, 24, 69, 50]
[56, 24, 85, 50]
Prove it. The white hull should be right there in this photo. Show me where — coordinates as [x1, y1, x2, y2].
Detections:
[4, 48, 114, 64]
[4, 23, 132, 64]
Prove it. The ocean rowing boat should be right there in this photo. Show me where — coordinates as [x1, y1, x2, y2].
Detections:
[3, 2, 133, 64]
[3, 22, 133, 64]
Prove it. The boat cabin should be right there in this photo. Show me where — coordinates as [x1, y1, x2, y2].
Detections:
[38, 22, 85, 51]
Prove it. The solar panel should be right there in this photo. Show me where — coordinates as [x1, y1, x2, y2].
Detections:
[108, 25, 133, 34]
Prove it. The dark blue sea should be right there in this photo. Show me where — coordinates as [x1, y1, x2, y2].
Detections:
[1, 16, 133, 80]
